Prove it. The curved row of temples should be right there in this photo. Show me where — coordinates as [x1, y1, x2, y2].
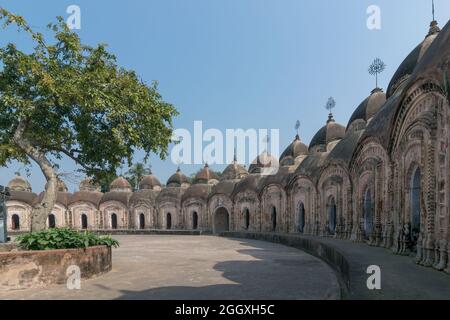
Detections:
[5, 19, 450, 272]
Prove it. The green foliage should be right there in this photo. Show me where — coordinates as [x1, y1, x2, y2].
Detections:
[0, 8, 178, 182]
[125, 162, 151, 190]
[97, 172, 118, 193]
[15, 228, 120, 251]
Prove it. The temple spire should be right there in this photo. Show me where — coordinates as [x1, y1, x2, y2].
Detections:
[432, 0, 435, 21]
[428, 0, 440, 36]
[147, 163, 152, 175]
[295, 120, 301, 140]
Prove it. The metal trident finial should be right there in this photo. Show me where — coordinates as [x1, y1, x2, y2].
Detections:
[368, 58, 386, 89]
[326, 97, 336, 113]
[325, 97, 336, 123]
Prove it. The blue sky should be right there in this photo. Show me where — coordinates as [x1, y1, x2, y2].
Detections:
[1, 0, 449, 192]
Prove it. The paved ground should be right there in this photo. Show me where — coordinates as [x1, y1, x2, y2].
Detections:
[223, 232, 450, 300]
[0, 235, 340, 300]
[315, 237, 450, 300]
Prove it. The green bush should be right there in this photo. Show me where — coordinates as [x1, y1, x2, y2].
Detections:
[15, 228, 120, 251]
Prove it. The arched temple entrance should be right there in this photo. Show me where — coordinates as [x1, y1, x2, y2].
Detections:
[214, 207, 229, 233]
[327, 196, 336, 235]
[271, 207, 277, 232]
[11, 214, 20, 230]
[166, 213, 172, 230]
[244, 208, 250, 230]
[410, 167, 421, 247]
[363, 189, 373, 239]
[298, 202, 305, 233]
[81, 214, 88, 229]
[48, 214, 56, 229]
[192, 212, 198, 230]
[111, 213, 118, 229]
[139, 213, 145, 230]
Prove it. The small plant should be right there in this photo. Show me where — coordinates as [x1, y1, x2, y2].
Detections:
[15, 228, 120, 251]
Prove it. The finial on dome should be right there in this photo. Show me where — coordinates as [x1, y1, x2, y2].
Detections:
[326, 97, 336, 123]
[176, 166, 181, 173]
[14, 171, 20, 176]
[233, 147, 237, 163]
[428, 20, 440, 36]
[204, 163, 209, 168]
[427, 0, 440, 36]
[371, 87, 384, 95]
[368, 58, 386, 89]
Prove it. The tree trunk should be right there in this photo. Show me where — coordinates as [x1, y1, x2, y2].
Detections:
[12, 119, 58, 232]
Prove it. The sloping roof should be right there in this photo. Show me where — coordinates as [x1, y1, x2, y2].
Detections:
[209, 180, 239, 198]
[387, 21, 440, 98]
[182, 184, 212, 202]
[257, 166, 296, 192]
[7, 190, 37, 205]
[69, 191, 103, 206]
[293, 152, 329, 183]
[129, 189, 159, 206]
[326, 130, 364, 166]
[156, 186, 184, 204]
[231, 174, 265, 197]
[100, 191, 132, 206]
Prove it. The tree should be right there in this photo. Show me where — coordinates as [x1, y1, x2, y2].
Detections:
[125, 162, 151, 191]
[0, 9, 178, 231]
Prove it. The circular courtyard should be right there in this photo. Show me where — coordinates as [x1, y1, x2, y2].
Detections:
[0, 235, 340, 300]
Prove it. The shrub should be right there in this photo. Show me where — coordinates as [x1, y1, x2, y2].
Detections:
[15, 228, 120, 251]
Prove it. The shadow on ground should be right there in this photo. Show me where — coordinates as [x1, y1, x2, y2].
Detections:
[112, 240, 340, 300]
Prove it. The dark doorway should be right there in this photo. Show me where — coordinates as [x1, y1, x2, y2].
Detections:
[244, 208, 250, 230]
[139, 213, 145, 229]
[327, 197, 336, 235]
[410, 167, 421, 247]
[271, 207, 277, 231]
[298, 202, 305, 233]
[111, 213, 118, 229]
[81, 214, 88, 229]
[214, 207, 229, 233]
[166, 213, 172, 230]
[192, 212, 198, 230]
[11, 214, 20, 230]
[48, 214, 56, 229]
[363, 189, 373, 239]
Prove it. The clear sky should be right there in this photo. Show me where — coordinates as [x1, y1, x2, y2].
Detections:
[1, 0, 449, 192]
